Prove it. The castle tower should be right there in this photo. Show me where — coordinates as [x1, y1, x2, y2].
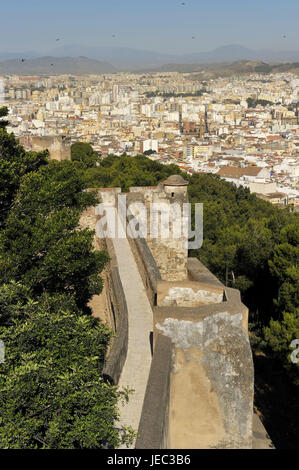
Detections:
[147, 175, 189, 281]
[162, 174, 189, 197]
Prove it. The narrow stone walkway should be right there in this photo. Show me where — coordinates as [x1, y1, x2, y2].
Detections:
[111, 224, 153, 448]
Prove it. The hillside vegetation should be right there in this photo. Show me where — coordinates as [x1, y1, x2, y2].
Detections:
[0, 110, 135, 449]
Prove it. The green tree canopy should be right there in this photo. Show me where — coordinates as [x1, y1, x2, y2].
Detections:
[0, 161, 109, 309]
[264, 309, 299, 385]
[71, 142, 100, 168]
[0, 284, 135, 448]
[0, 107, 9, 130]
[84, 153, 181, 192]
[0, 113, 49, 227]
[0, 131, 134, 448]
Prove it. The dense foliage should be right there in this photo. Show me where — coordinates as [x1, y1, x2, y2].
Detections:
[0, 109, 134, 448]
[0, 107, 9, 130]
[84, 153, 181, 192]
[0, 160, 109, 309]
[71, 142, 100, 168]
[0, 284, 134, 449]
[246, 97, 274, 108]
[145, 89, 208, 98]
[0, 122, 48, 228]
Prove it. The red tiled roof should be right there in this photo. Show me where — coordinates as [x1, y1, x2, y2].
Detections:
[217, 165, 265, 178]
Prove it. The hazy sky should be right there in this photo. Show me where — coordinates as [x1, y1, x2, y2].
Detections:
[1, 0, 299, 54]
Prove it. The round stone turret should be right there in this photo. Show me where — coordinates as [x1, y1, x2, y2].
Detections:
[163, 174, 189, 186]
[163, 174, 189, 197]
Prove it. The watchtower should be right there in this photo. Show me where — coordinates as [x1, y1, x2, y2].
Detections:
[145, 175, 189, 281]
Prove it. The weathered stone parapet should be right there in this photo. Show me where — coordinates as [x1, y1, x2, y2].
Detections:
[127, 183, 189, 282]
[127, 235, 161, 307]
[102, 263, 128, 385]
[153, 286, 249, 341]
[252, 412, 275, 449]
[129, 186, 159, 193]
[188, 257, 224, 288]
[80, 204, 128, 386]
[135, 335, 172, 449]
[152, 269, 254, 449]
[21, 135, 71, 161]
[157, 312, 254, 449]
[98, 187, 122, 208]
[157, 280, 224, 307]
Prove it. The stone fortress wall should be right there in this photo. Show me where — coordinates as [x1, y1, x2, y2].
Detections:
[127, 182, 188, 281]
[80, 188, 129, 386]
[20, 135, 71, 161]
[80, 177, 273, 449]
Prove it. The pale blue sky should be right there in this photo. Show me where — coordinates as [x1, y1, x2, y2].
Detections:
[1, 0, 299, 54]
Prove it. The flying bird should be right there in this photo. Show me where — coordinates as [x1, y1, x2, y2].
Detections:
[56, 38, 60, 41]
[21, 58, 25, 62]
[282, 35, 286, 39]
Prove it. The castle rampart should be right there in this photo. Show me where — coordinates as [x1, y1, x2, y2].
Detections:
[20, 135, 71, 161]
[80, 178, 273, 449]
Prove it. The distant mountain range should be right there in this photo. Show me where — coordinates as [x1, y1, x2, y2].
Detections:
[179, 44, 299, 65]
[1, 44, 299, 74]
[146, 59, 299, 75]
[0, 56, 116, 75]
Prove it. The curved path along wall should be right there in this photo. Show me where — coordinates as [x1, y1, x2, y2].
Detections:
[111, 212, 154, 448]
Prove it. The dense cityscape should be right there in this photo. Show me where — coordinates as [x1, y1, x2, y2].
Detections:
[3, 70, 299, 208]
